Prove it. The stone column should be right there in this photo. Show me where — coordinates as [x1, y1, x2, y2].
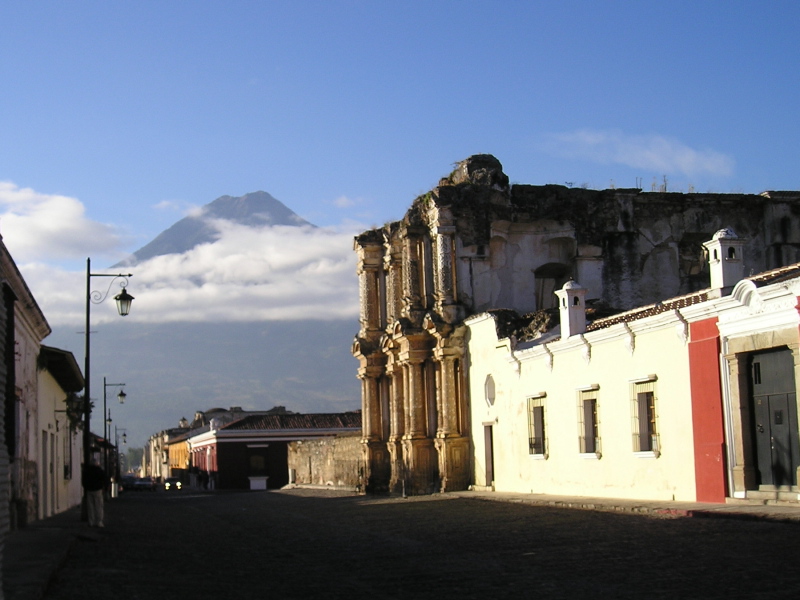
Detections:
[356, 356, 390, 493]
[354, 234, 384, 338]
[387, 363, 405, 493]
[434, 226, 457, 310]
[388, 364, 405, 441]
[360, 369, 382, 443]
[384, 236, 403, 327]
[405, 359, 427, 439]
[437, 354, 460, 437]
[401, 228, 425, 326]
[726, 353, 757, 494]
[400, 349, 438, 494]
[358, 262, 381, 336]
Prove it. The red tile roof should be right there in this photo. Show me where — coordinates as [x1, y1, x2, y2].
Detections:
[587, 290, 709, 331]
[747, 262, 800, 286]
[220, 412, 362, 432]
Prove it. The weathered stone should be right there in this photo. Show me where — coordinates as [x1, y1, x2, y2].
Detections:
[353, 154, 800, 494]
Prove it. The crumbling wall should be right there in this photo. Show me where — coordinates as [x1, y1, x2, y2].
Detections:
[287, 433, 364, 490]
[395, 157, 800, 313]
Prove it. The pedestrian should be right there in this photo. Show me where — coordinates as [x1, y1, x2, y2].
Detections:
[82, 457, 109, 527]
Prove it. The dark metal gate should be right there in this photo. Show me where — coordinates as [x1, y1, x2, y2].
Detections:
[750, 348, 800, 487]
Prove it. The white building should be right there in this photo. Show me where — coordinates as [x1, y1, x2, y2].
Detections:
[467, 231, 800, 503]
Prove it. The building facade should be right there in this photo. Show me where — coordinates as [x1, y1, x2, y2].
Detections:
[467, 231, 800, 503]
[187, 412, 362, 490]
[0, 237, 52, 526]
[36, 346, 84, 518]
[353, 155, 800, 495]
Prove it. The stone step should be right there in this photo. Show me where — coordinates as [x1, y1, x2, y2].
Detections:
[727, 489, 800, 505]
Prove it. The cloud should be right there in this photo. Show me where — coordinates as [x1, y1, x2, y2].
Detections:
[152, 198, 200, 214]
[3, 182, 360, 329]
[0, 182, 129, 262]
[20, 220, 360, 327]
[541, 129, 735, 177]
[333, 195, 357, 208]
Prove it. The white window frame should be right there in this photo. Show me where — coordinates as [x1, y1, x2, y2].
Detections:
[630, 376, 660, 457]
[527, 392, 548, 459]
[577, 385, 601, 458]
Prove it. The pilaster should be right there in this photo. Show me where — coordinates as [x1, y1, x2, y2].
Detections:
[402, 437, 438, 495]
[401, 227, 425, 327]
[726, 353, 758, 493]
[354, 233, 385, 339]
[434, 436, 471, 492]
[384, 234, 404, 327]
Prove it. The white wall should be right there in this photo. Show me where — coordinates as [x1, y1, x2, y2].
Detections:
[467, 311, 699, 502]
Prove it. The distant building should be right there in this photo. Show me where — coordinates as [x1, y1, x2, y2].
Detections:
[353, 155, 800, 495]
[187, 411, 361, 490]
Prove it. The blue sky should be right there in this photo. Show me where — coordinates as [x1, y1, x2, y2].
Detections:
[1, 1, 799, 442]
[3, 2, 798, 250]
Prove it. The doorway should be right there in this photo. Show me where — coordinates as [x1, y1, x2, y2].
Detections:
[750, 348, 800, 487]
[484, 424, 494, 488]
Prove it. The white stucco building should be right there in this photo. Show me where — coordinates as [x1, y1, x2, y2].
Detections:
[466, 231, 800, 503]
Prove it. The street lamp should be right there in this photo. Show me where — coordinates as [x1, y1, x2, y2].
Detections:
[115, 427, 128, 482]
[105, 410, 113, 483]
[82, 257, 134, 520]
[103, 378, 126, 483]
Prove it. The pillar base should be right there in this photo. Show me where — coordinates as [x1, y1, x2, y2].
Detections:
[387, 439, 406, 494]
[402, 437, 439, 495]
[362, 439, 391, 493]
[731, 464, 758, 495]
[435, 435, 471, 492]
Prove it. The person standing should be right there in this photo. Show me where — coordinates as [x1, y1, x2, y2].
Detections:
[82, 458, 109, 527]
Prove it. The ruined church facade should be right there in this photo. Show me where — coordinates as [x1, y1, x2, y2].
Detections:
[353, 154, 800, 494]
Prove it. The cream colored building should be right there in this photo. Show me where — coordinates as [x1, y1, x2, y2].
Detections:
[37, 346, 84, 518]
[467, 297, 699, 501]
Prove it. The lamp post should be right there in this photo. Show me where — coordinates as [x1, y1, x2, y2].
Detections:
[105, 410, 112, 486]
[82, 257, 134, 520]
[103, 378, 126, 485]
[115, 427, 128, 481]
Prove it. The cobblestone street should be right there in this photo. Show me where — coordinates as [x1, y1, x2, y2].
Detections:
[42, 488, 800, 599]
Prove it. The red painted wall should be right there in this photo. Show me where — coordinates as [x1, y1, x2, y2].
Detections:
[688, 318, 727, 502]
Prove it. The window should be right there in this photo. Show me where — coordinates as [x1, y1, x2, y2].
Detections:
[578, 387, 600, 455]
[527, 394, 547, 456]
[631, 379, 659, 454]
[485, 375, 496, 406]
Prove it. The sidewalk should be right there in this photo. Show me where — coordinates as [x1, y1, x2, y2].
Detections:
[2, 506, 101, 600]
[453, 489, 800, 522]
[4, 490, 800, 600]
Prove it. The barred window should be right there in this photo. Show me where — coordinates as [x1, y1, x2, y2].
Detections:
[578, 387, 600, 455]
[527, 395, 547, 456]
[631, 378, 659, 454]
[528, 394, 547, 456]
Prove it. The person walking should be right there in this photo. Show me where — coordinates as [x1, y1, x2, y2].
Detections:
[82, 458, 109, 527]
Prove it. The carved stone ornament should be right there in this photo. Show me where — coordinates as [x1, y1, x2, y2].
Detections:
[543, 345, 554, 371]
[674, 311, 689, 344]
[622, 323, 635, 355]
